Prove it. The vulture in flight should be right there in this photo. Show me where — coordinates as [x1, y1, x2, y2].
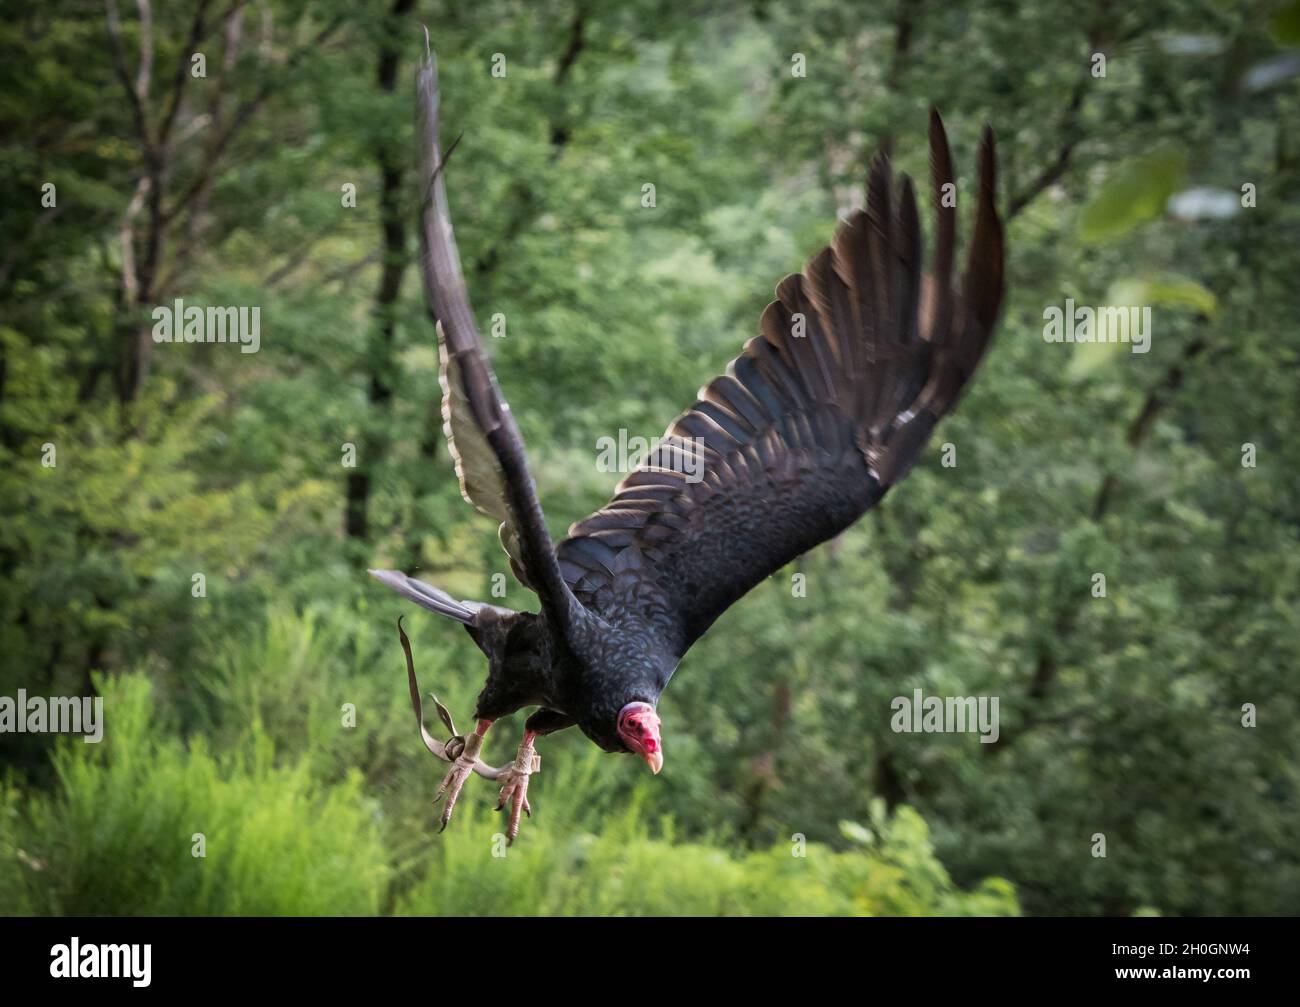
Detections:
[371, 46, 1004, 843]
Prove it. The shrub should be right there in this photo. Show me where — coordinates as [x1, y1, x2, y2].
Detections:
[17, 674, 389, 916]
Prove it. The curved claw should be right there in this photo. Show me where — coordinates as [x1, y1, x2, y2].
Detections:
[434, 754, 477, 832]
[433, 729, 488, 832]
[495, 742, 540, 844]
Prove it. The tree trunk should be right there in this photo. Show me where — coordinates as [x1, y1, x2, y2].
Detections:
[344, 0, 415, 544]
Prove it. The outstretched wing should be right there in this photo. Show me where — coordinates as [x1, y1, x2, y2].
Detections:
[411, 43, 577, 629]
[556, 112, 1003, 656]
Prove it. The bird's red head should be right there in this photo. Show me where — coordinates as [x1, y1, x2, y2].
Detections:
[617, 702, 663, 774]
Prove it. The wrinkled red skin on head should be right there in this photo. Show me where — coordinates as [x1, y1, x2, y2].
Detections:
[617, 702, 661, 758]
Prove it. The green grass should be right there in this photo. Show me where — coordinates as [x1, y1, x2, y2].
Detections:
[15, 674, 389, 916]
[1, 613, 1019, 915]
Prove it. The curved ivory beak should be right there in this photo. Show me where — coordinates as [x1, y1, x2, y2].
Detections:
[643, 749, 664, 775]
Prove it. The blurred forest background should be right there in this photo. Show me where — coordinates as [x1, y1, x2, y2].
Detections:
[2, 0, 1298, 916]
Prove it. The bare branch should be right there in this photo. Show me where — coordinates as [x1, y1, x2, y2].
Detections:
[1007, 75, 1087, 220]
[1007, 11, 1160, 220]
[118, 175, 151, 305]
[259, 219, 353, 290]
[104, 0, 153, 150]
[472, 5, 590, 282]
[133, 0, 153, 99]
[165, 14, 344, 224]
[157, 0, 217, 149]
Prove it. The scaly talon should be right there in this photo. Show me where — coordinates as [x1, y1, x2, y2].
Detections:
[496, 735, 540, 844]
[433, 727, 487, 832]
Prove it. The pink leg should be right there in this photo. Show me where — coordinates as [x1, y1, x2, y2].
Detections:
[434, 718, 493, 832]
[496, 729, 540, 844]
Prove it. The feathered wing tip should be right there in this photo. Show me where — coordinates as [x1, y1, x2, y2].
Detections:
[926, 107, 956, 346]
[714, 112, 1002, 492]
[924, 121, 1003, 414]
[368, 569, 482, 625]
[412, 43, 575, 625]
[895, 173, 922, 342]
[867, 115, 1003, 486]
[865, 151, 895, 370]
[964, 124, 1004, 335]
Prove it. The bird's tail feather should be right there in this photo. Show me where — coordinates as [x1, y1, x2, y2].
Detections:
[368, 569, 482, 625]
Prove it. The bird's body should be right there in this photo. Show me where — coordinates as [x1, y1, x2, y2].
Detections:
[372, 44, 1004, 841]
[449, 603, 674, 753]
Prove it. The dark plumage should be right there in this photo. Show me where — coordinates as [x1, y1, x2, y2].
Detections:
[370, 45, 1004, 841]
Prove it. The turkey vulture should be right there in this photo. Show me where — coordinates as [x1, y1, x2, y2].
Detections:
[370, 45, 1004, 843]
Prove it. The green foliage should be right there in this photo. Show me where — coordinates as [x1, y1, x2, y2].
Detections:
[2, 0, 1297, 917]
[14, 675, 389, 916]
[0, 662, 1013, 917]
[1079, 144, 1189, 243]
[1106, 275, 1219, 319]
[1271, 1, 1300, 45]
[399, 799, 1018, 917]
[0, 780, 34, 915]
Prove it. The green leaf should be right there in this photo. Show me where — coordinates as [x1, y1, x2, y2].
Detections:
[1079, 144, 1188, 243]
[1067, 274, 1216, 378]
[1271, 0, 1300, 45]
[1108, 274, 1219, 318]
[839, 820, 875, 846]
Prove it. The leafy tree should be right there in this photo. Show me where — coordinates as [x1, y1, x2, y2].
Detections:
[1, 0, 1296, 916]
